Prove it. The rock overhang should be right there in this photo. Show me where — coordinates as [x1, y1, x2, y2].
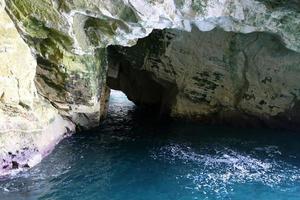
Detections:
[1, 0, 300, 176]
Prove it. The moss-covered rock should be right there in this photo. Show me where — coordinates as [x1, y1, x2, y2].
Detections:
[5, 0, 109, 127]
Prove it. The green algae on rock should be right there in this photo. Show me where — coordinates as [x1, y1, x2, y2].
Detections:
[1, 0, 300, 175]
[0, 0, 74, 176]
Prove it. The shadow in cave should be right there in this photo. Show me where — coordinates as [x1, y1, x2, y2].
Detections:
[101, 89, 173, 132]
[2, 94, 300, 200]
[105, 26, 300, 132]
[106, 32, 179, 119]
[82, 89, 300, 160]
[94, 89, 300, 142]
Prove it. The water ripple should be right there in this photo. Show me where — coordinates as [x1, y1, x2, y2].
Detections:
[1, 90, 300, 200]
[151, 143, 300, 197]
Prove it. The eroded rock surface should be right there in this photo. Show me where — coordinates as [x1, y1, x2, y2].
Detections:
[0, 0, 300, 175]
[3, 0, 300, 128]
[0, 0, 74, 176]
[108, 28, 300, 129]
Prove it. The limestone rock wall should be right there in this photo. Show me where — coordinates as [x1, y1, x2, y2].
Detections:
[3, 0, 300, 129]
[0, 0, 75, 175]
[1, 0, 300, 175]
[107, 28, 300, 129]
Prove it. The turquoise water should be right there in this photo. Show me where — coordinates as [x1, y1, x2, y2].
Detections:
[1, 90, 300, 200]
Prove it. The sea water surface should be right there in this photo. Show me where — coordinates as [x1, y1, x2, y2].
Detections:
[1, 90, 300, 200]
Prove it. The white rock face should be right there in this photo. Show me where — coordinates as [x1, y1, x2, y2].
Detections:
[0, 0, 300, 174]
[53, 0, 300, 52]
[107, 27, 300, 129]
[4, 0, 300, 130]
[0, 0, 75, 176]
[0, 0, 36, 108]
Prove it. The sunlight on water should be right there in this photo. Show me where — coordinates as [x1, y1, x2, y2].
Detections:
[151, 143, 300, 198]
[109, 90, 135, 106]
[0, 89, 300, 200]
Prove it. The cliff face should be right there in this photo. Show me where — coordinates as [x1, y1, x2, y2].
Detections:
[0, 0, 75, 175]
[0, 0, 300, 175]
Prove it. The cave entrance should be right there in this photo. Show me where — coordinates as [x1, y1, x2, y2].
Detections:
[108, 89, 135, 111]
[106, 87, 173, 126]
[106, 33, 179, 117]
[105, 26, 300, 130]
[103, 89, 136, 122]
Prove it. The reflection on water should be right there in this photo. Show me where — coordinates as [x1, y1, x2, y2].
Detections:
[0, 90, 300, 200]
